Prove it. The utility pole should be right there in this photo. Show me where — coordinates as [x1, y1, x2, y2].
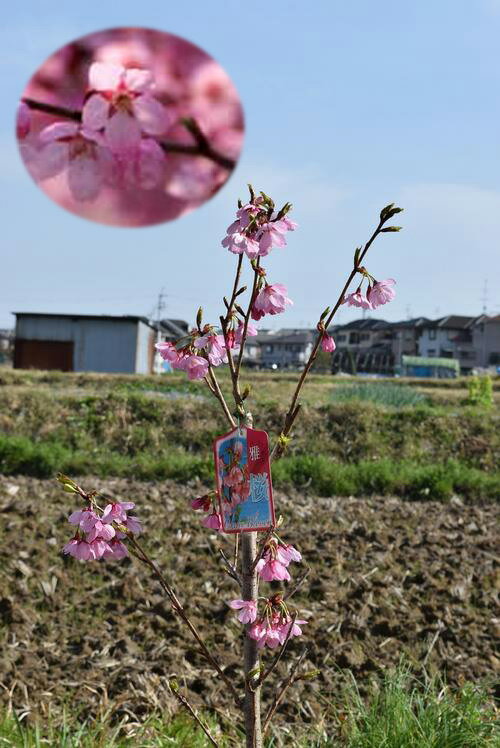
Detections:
[154, 288, 167, 374]
[481, 279, 488, 315]
[480, 279, 488, 369]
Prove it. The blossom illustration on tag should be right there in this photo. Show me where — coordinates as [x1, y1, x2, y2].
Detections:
[213, 427, 275, 533]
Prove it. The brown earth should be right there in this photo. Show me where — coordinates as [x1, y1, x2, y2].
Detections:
[0, 476, 498, 739]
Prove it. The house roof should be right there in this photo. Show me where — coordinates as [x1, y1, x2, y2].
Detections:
[422, 315, 476, 330]
[157, 318, 189, 338]
[13, 312, 156, 328]
[389, 317, 431, 329]
[336, 318, 390, 331]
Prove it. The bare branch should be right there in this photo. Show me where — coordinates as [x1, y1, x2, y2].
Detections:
[169, 683, 220, 747]
[233, 533, 240, 569]
[219, 548, 242, 585]
[262, 648, 309, 735]
[207, 365, 236, 428]
[129, 536, 242, 706]
[283, 568, 310, 601]
[235, 260, 261, 377]
[271, 215, 392, 462]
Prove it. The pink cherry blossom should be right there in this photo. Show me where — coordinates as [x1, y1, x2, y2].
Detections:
[248, 618, 282, 649]
[228, 599, 258, 624]
[235, 201, 262, 228]
[122, 516, 142, 535]
[88, 538, 112, 559]
[281, 216, 298, 232]
[86, 520, 116, 543]
[202, 512, 222, 530]
[276, 543, 302, 565]
[165, 157, 219, 202]
[195, 334, 227, 366]
[234, 321, 258, 345]
[256, 220, 288, 256]
[343, 290, 373, 309]
[68, 507, 98, 531]
[118, 138, 167, 190]
[221, 201, 297, 259]
[247, 619, 266, 643]
[184, 355, 209, 380]
[252, 284, 293, 321]
[62, 538, 94, 561]
[103, 538, 129, 560]
[82, 62, 172, 153]
[367, 278, 396, 308]
[321, 333, 336, 353]
[255, 557, 291, 582]
[221, 230, 260, 259]
[102, 501, 135, 524]
[191, 496, 211, 511]
[36, 121, 113, 202]
[171, 352, 191, 371]
[16, 102, 31, 139]
[155, 341, 180, 362]
[278, 616, 307, 643]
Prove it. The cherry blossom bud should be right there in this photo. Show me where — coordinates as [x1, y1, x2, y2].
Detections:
[191, 496, 211, 511]
[202, 512, 222, 530]
[321, 333, 336, 353]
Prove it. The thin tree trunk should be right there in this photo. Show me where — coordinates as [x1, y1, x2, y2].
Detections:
[241, 530, 262, 747]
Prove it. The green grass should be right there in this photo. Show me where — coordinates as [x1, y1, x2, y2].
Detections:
[0, 711, 222, 747]
[1, 666, 497, 746]
[1, 433, 499, 501]
[332, 382, 428, 407]
[1, 371, 499, 499]
[337, 664, 498, 748]
[1, 389, 499, 467]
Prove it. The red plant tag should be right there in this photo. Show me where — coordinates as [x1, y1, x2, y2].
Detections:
[213, 426, 275, 533]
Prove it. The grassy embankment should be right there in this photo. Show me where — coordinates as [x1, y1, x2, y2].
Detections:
[0, 369, 499, 501]
[0, 666, 497, 747]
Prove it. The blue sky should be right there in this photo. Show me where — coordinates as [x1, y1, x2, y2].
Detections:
[1, 0, 500, 330]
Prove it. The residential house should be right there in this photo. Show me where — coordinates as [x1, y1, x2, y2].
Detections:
[332, 318, 395, 374]
[389, 317, 430, 360]
[471, 315, 500, 368]
[418, 315, 476, 373]
[257, 329, 315, 369]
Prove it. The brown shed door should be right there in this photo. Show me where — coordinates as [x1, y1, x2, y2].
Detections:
[14, 339, 74, 371]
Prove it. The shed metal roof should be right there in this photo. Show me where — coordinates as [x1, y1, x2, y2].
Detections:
[13, 312, 156, 328]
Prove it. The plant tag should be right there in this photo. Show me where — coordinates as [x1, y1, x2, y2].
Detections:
[213, 426, 275, 533]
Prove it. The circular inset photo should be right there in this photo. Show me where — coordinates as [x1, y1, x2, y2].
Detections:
[16, 27, 244, 227]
